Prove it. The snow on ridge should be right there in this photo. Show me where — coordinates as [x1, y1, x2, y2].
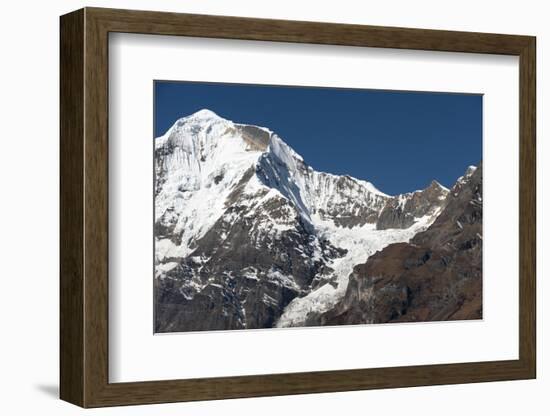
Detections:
[350, 177, 389, 198]
[266, 134, 390, 199]
[431, 180, 449, 192]
[268, 134, 304, 167]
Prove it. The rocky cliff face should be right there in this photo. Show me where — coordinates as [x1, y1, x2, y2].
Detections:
[376, 180, 449, 230]
[154, 109, 477, 332]
[320, 164, 482, 325]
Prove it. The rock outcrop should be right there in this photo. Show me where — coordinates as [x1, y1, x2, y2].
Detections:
[376, 180, 449, 230]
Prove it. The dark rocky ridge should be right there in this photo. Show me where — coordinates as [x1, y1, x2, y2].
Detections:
[319, 164, 482, 326]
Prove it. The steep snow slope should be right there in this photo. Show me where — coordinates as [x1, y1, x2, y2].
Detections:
[155, 109, 270, 262]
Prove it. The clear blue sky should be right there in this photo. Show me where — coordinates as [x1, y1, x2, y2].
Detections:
[154, 81, 482, 195]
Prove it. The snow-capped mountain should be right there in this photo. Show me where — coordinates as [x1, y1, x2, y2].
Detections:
[154, 109, 452, 332]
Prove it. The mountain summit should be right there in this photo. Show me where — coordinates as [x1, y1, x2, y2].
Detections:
[154, 110, 467, 332]
[188, 108, 221, 119]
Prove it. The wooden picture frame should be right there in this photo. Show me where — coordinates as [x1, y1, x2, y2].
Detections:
[60, 7, 536, 408]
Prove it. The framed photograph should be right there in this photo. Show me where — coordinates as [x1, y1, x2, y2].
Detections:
[60, 7, 536, 408]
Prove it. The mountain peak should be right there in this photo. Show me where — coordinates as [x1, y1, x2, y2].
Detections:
[428, 180, 449, 192]
[453, 165, 478, 190]
[465, 165, 477, 176]
[162, 109, 228, 137]
[188, 108, 223, 121]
